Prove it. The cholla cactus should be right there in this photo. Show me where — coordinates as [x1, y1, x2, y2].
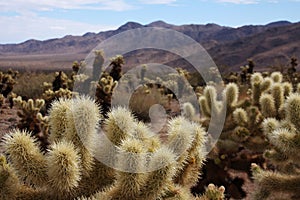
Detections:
[43, 87, 76, 110]
[251, 93, 300, 199]
[250, 72, 273, 106]
[95, 72, 118, 116]
[0, 96, 218, 200]
[109, 55, 124, 81]
[196, 184, 225, 200]
[0, 70, 17, 97]
[12, 96, 49, 149]
[92, 50, 104, 81]
[199, 82, 248, 127]
[183, 102, 196, 121]
[0, 94, 4, 109]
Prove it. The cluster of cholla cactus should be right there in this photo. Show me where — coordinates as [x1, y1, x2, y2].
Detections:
[195, 70, 299, 198]
[42, 61, 85, 110]
[95, 72, 118, 116]
[0, 69, 18, 98]
[231, 71, 292, 151]
[200, 71, 294, 153]
[0, 96, 225, 200]
[12, 96, 49, 150]
[251, 92, 300, 199]
[197, 82, 252, 198]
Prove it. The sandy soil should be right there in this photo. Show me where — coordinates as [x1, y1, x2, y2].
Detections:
[0, 100, 20, 154]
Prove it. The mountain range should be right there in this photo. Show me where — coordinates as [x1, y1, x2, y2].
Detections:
[0, 20, 299, 73]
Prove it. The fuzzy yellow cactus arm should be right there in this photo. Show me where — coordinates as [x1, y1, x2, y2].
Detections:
[48, 98, 71, 143]
[199, 96, 211, 118]
[285, 93, 300, 130]
[138, 147, 177, 200]
[259, 93, 276, 118]
[182, 102, 196, 121]
[251, 164, 300, 200]
[250, 72, 264, 106]
[166, 117, 196, 172]
[65, 96, 101, 174]
[222, 82, 239, 111]
[199, 86, 218, 118]
[101, 139, 146, 199]
[196, 184, 225, 200]
[47, 140, 82, 196]
[3, 130, 48, 186]
[271, 83, 284, 112]
[270, 71, 283, 83]
[232, 108, 248, 127]
[282, 82, 293, 98]
[96, 106, 137, 171]
[0, 155, 49, 200]
[0, 155, 19, 200]
[104, 106, 137, 146]
[174, 122, 207, 188]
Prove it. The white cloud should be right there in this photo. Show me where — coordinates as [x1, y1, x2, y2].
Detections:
[138, 0, 177, 5]
[0, 15, 117, 44]
[0, 0, 134, 12]
[215, 0, 285, 3]
[216, 0, 259, 4]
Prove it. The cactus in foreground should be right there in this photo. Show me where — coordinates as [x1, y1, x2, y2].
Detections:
[251, 93, 300, 199]
[0, 96, 223, 200]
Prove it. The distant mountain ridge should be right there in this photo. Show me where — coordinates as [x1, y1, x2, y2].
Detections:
[0, 20, 299, 72]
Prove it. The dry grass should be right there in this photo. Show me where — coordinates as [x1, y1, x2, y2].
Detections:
[13, 72, 54, 99]
[129, 85, 170, 122]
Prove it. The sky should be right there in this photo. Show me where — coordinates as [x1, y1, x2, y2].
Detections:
[0, 0, 299, 44]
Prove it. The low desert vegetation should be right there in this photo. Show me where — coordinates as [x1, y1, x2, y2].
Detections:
[0, 55, 299, 199]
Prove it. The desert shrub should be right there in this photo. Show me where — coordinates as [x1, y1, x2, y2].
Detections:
[13, 72, 53, 99]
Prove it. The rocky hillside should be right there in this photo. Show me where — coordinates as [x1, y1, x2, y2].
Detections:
[0, 20, 298, 72]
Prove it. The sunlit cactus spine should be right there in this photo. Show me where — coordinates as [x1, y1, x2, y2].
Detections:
[0, 155, 19, 200]
[47, 141, 81, 194]
[3, 130, 48, 186]
[271, 83, 284, 112]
